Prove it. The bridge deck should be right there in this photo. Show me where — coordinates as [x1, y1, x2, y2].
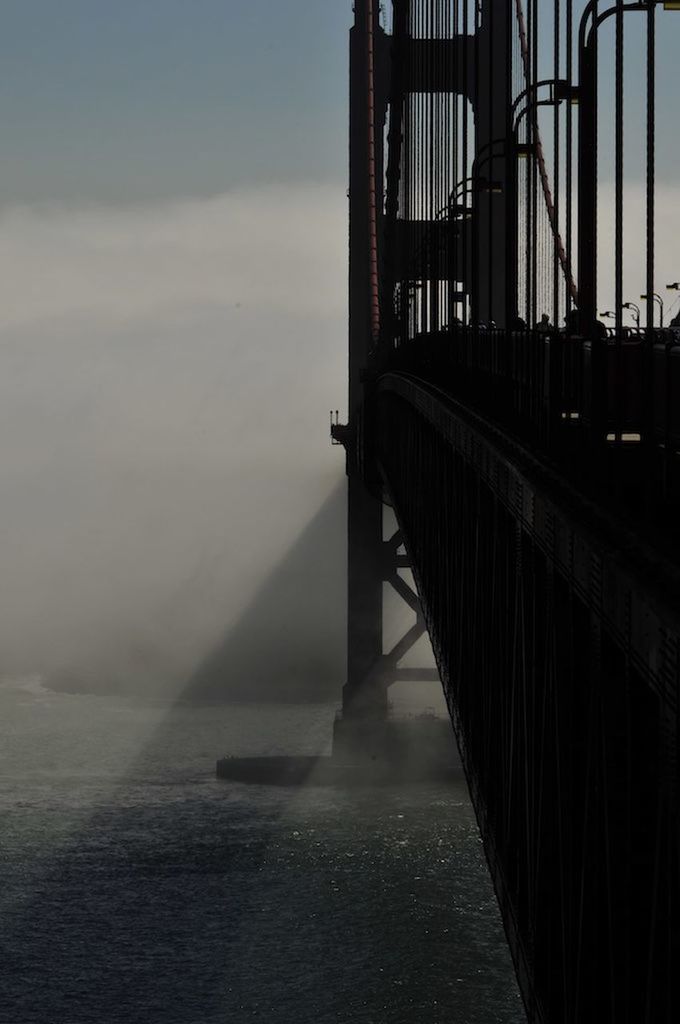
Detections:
[371, 367, 678, 1023]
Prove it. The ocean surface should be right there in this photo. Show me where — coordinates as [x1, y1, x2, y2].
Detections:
[0, 676, 524, 1024]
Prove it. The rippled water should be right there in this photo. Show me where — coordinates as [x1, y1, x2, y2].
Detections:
[0, 678, 524, 1023]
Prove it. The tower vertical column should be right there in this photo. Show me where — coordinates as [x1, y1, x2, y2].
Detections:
[344, 0, 388, 719]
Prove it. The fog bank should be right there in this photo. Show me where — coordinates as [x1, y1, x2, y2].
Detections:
[0, 185, 348, 698]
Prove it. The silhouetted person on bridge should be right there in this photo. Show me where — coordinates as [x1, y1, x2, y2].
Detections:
[561, 310, 581, 335]
[535, 313, 552, 333]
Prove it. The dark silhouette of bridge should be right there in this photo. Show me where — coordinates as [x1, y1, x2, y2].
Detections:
[334, 2, 680, 1020]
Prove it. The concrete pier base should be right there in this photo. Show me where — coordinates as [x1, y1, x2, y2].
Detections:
[216, 713, 462, 787]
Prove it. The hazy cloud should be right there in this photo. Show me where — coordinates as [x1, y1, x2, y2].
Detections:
[0, 185, 348, 693]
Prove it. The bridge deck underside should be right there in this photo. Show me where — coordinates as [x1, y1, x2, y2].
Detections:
[374, 375, 679, 1024]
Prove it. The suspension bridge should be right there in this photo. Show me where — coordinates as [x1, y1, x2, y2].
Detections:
[333, 2, 680, 1020]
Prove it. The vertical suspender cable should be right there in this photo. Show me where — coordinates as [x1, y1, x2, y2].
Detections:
[473, 0, 480, 323]
[427, 0, 432, 333]
[463, 0, 469, 322]
[515, 0, 577, 307]
[420, 0, 424, 334]
[488, 0, 495, 322]
[454, 0, 458, 323]
[432, 0, 437, 332]
[531, 0, 539, 327]
[646, 3, 656, 335]
[645, 2, 656, 465]
[522, 2, 532, 323]
[407, 2, 413, 339]
[366, 0, 381, 345]
[615, 0, 624, 440]
[554, 0, 561, 329]
[411, 0, 416, 337]
[527, 0, 534, 325]
[566, 0, 573, 318]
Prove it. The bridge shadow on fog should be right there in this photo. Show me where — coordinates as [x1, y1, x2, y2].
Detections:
[184, 482, 345, 705]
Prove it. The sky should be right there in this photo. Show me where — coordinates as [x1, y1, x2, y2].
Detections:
[0, 2, 679, 692]
[0, 0, 350, 206]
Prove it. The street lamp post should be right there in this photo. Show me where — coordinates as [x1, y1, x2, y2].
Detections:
[511, 81, 576, 328]
[640, 292, 664, 327]
[623, 301, 641, 329]
[666, 284, 680, 330]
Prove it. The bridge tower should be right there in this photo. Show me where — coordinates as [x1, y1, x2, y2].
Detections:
[337, 0, 432, 733]
[383, 0, 514, 332]
[339, 0, 515, 731]
[341, 0, 386, 722]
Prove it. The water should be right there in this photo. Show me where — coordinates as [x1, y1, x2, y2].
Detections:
[0, 677, 524, 1023]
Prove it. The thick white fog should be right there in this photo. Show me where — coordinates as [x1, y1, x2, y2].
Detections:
[0, 185, 348, 697]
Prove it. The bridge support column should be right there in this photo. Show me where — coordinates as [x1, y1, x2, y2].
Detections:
[343, 476, 386, 718]
[343, 0, 389, 722]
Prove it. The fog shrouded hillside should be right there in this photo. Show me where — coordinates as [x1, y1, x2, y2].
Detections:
[0, 185, 348, 700]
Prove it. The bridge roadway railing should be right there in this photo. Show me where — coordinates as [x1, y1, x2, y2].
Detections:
[361, 329, 680, 1021]
[379, 324, 680, 521]
[367, 365, 679, 1023]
